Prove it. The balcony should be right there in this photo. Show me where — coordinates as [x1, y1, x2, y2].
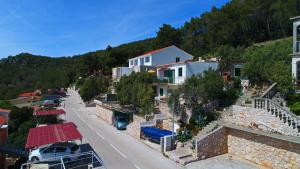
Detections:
[157, 77, 174, 84]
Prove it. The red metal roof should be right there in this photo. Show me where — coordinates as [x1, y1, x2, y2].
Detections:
[0, 108, 11, 114]
[0, 116, 7, 125]
[32, 106, 41, 112]
[25, 122, 82, 149]
[35, 109, 66, 116]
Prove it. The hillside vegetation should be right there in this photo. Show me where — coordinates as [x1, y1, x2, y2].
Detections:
[0, 0, 299, 99]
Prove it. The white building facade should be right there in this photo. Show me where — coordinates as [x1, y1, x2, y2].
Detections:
[292, 16, 300, 85]
[112, 45, 194, 82]
[128, 45, 193, 68]
[156, 61, 219, 98]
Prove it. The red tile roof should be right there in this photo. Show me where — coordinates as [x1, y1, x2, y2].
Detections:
[25, 122, 82, 149]
[34, 109, 66, 116]
[19, 92, 36, 97]
[136, 45, 173, 58]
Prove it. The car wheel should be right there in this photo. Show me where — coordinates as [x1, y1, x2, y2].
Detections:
[31, 156, 39, 162]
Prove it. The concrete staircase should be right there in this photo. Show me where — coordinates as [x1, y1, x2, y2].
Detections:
[194, 121, 220, 139]
[254, 98, 300, 137]
[167, 146, 196, 165]
[166, 120, 221, 165]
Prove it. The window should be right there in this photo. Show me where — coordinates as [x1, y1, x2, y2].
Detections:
[297, 61, 300, 80]
[297, 25, 300, 52]
[134, 59, 138, 65]
[145, 56, 150, 63]
[176, 57, 180, 63]
[43, 147, 55, 154]
[178, 67, 183, 77]
[160, 88, 164, 96]
[140, 58, 144, 65]
[234, 68, 241, 77]
[55, 147, 66, 153]
[130, 60, 133, 65]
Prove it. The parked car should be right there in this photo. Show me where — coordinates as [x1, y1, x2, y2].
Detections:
[42, 100, 59, 107]
[114, 116, 128, 130]
[29, 142, 81, 162]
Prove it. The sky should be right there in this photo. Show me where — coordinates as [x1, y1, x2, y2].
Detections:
[0, 0, 229, 58]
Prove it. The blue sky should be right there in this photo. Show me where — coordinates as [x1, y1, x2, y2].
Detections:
[0, 0, 229, 58]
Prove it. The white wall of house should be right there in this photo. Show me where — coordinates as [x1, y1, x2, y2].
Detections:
[151, 46, 193, 66]
[156, 61, 219, 99]
[186, 61, 219, 78]
[157, 61, 219, 86]
[168, 64, 186, 84]
[292, 17, 300, 54]
[292, 57, 300, 80]
[128, 46, 193, 68]
[128, 55, 152, 68]
[112, 67, 132, 80]
[157, 85, 168, 97]
[292, 17, 300, 81]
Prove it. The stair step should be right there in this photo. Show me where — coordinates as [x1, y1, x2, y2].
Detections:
[179, 156, 198, 165]
[168, 147, 193, 161]
[179, 154, 193, 159]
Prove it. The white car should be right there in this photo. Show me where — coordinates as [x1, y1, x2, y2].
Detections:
[29, 142, 81, 162]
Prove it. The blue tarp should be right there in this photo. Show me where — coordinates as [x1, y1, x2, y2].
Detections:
[141, 127, 173, 142]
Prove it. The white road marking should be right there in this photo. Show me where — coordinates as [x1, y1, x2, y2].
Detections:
[134, 164, 142, 169]
[97, 132, 105, 139]
[110, 144, 127, 159]
[87, 124, 95, 130]
[78, 115, 86, 123]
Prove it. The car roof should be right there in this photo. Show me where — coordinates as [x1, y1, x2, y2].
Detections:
[51, 142, 76, 147]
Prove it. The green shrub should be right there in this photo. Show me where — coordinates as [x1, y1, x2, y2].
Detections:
[177, 127, 193, 142]
[290, 102, 300, 116]
[287, 94, 300, 106]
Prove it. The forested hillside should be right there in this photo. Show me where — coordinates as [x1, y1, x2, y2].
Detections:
[0, 0, 299, 100]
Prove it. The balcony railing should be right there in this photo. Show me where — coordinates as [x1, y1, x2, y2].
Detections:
[21, 151, 106, 169]
[157, 77, 174, 84]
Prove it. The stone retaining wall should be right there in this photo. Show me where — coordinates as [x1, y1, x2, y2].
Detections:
[227, 128, 300, 169]
[194, 125, 300, 169]
[126, 115, 145, 139]
[162, 119, 173, 131]
[157, 101, 172, 117]
[222, 105, 299, 137]
[196, 127, 228, 160]
[96, 104, 113, 125]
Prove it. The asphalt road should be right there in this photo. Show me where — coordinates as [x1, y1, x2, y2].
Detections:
[63, 89, 184, 169]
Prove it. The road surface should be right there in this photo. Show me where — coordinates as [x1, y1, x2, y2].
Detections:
[63, 89, 184, 169]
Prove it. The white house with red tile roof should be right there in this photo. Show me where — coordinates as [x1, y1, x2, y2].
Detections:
[128, 45, 193, 68]
[112, 45, 194, 81]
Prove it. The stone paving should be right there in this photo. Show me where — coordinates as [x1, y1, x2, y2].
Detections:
[186, 154, 259, 169]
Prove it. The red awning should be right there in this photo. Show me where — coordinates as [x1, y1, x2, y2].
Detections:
[0, 108, 11, 114]
[34, 109, 66, 116]
[0, 116, 7, 125]
[25, 122, 82, 149]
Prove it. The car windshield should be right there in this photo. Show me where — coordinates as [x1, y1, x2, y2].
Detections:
[118, 117, 127, 122]
[70, 144, 79, 152]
